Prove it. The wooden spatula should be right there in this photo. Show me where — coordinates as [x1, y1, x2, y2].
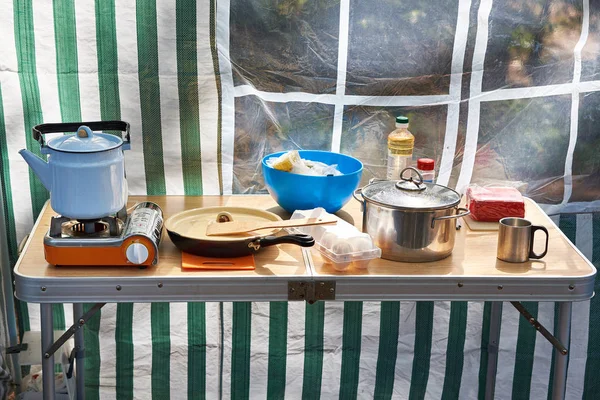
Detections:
[205, 217, 337, 236]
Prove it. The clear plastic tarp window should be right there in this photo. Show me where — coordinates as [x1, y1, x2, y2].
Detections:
[229, 0, 600, 213]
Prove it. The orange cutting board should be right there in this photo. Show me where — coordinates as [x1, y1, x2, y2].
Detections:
[182, 253, 256, 271]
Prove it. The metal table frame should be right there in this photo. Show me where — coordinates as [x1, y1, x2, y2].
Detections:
[12, 196, 595, 400]
[17, 256, 589, 400]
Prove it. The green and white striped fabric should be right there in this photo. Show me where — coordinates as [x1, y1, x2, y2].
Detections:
[74, 215, 599, 400]
[2, 0, 600, 399]
[1, 217, 598, 399]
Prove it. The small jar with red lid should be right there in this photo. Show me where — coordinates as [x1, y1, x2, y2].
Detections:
[416, 158, 435, 183]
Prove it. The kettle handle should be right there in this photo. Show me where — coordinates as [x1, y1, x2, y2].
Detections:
[33, 120, 131, 149]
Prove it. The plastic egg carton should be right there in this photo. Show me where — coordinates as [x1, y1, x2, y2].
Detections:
[287, 208, 381, 271]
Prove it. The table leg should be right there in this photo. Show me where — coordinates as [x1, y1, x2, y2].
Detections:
[485, 301, 502, 400]
[40, 304, 55, 400]
[552, 302, 572, 400]
[73, 303, 85, 400]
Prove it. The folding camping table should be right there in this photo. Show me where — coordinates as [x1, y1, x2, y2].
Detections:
[13, 195, 596, 400]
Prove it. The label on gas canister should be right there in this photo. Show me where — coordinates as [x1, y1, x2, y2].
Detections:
[124, 203, 163, 244]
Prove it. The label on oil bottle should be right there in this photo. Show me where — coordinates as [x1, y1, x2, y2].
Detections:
[387, 154, 411, 180]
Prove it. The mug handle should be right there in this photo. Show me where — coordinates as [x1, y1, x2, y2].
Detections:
[529, 225, 549, 259]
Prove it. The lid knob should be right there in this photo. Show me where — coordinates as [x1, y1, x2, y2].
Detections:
[395, 167, 426, 191]
[77, 126, 93, 139]
[216, 212, 233, 223]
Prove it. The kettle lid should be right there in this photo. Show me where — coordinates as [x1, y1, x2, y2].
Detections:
[47, 126, 123, 153]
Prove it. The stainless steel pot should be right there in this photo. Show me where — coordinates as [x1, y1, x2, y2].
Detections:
[353, 168, 470, 262]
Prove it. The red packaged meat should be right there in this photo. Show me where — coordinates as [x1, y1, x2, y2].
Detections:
[466, 186, 525, 222]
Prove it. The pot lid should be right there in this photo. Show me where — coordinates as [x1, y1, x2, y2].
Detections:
[165, 206, 282, 242]
[47, 125, 123, 153]
[361, 168, 461, 210]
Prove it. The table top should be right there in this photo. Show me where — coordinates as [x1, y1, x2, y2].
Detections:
[14, 195, 596, 303]
[308, 197, 596, 301]
[14, 196, 309, 303]
[314, 198, 592, 277]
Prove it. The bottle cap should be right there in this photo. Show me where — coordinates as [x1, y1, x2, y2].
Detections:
[417, 158, 435, 170]
[395, 116, 409, 124]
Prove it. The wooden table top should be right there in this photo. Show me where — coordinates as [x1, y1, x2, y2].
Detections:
[15, 196, 309, 279]
[312, 198, 596, 279]
[14, 195, 595, 282]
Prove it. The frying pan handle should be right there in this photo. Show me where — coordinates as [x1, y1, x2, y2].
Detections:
[250, 234, 315, 251]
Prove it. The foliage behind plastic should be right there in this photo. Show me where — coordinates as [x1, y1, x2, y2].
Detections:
[230, 0, 600, 210]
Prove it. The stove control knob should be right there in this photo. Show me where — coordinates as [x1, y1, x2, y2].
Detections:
[126, 243, 149, 265]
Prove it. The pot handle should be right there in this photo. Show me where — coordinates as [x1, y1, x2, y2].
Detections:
[354, 178, 388, 204]
[353, 188, 366, 212]
[248, 234, 315, 251]
[352, 188, 364, 204]
[431, 207, 470, 229]
[33, 120, 131, 150]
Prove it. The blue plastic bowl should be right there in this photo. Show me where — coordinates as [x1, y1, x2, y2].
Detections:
[262, 150, 363, 213]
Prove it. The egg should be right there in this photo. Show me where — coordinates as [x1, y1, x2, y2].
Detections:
[348, 235, 374, 252]
[319, 231, 338, 249]
[316, 225, 379, 272]
[331, 241, 353, 255]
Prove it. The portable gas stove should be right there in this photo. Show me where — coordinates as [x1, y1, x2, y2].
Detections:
[44, 202, 163, 266]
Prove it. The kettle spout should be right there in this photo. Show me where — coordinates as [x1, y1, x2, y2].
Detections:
[19, 149, 52, 191]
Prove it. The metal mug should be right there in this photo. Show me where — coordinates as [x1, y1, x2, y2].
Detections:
[497, 217, 549, 263]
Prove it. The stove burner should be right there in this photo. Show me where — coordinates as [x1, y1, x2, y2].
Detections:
[49, 215, 123, 238]
[64, 220, 109, 237]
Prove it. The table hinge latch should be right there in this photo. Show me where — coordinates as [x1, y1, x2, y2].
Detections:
[288, 281, 335, 303]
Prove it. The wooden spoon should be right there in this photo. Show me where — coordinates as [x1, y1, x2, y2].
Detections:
[205, 216, 337, 236]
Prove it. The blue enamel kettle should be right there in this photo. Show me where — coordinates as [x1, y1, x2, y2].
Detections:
[19, 121, 131, 220]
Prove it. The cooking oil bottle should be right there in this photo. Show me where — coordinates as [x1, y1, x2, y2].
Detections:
[386, 116, 414, 180]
